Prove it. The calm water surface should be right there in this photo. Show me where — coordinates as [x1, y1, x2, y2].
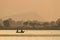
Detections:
[0, 30, 60, 35]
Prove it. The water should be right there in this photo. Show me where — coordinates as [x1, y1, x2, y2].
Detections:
[0, 30, 60, 40]
[0, 37, 60, 40]
[0, 30, 60, 35]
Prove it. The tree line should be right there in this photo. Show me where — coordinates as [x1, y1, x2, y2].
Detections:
[0, 18, 60, 30]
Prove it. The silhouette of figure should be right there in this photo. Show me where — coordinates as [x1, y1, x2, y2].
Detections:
[16, 27, 24, 33]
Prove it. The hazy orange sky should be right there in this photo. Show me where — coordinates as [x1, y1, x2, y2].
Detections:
[0, 0, 60, 21]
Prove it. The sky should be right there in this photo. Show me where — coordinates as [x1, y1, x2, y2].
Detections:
[0, 0, 60, 21]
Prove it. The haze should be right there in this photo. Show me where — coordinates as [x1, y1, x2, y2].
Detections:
[0, 0, 60, 21]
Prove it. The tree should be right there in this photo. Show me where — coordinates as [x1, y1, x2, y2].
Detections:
[3, 18, 13, 29]
[43, 22, 50, 27]
[56, 18, 60, 26]
[3, 20, 10, 29]
[55, 18, 60, 29]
